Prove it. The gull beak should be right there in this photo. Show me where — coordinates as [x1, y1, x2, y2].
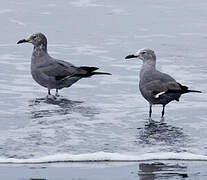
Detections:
[17, 39, 29, 44]
[125, 54, 138, 59]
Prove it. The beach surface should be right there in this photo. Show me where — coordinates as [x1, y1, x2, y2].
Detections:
[1, 161, 207, 180]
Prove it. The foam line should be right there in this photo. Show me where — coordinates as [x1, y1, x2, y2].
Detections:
[0, 152, 207, 164]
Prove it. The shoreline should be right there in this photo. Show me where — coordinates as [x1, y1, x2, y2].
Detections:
[1, 160, 207, 180]
[0, 151, 207, 164]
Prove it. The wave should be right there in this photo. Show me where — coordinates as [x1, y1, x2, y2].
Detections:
[0, 152, 207, 164]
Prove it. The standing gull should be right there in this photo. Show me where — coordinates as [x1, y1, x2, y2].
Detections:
[17, 33, 111, 97]
[125, 48, 201, 120]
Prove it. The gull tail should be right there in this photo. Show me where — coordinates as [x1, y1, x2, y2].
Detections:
[90, 71, 111, 75]
[167, 87, 202, 94]
[166, 89, 202, 94]
[186, 89, 202, 93]
[78, 66, 111, 77]
[177, 83, 202, 93]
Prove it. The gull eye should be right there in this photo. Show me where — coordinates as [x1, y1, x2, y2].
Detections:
[141, 51, 146, 54]
[33, 35, 37, 39]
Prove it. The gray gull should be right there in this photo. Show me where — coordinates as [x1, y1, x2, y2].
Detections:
[17, 33, 111, 97]
[125, 48, 201, 121]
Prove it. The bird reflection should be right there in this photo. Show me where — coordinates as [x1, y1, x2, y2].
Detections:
[29, 96, 99, 119]
[137, 121, 189, 148]
[138, 162, 188, 180]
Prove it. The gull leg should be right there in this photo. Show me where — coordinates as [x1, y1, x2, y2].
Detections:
[55, 89, 59, 97]
[47, 89, 56, 100]
[148, 104, 154, 123]
[161, 105, 165, 118]
[149, 104, 152, 118]
[148, 104, 153, 122]
[161, 105, 165, 122]
[48, 89, 51, 95]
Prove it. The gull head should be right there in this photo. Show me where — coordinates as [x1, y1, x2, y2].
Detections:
[17, 33, 47, 47]
[125, 48, 156, 62]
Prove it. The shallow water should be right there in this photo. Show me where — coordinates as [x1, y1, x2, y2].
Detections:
[0, 0, 207, 164]
[1, 161, 207, 180]
[0, 161, 206, 180]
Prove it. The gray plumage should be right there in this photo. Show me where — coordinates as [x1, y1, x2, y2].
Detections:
[125, 48, 201, 120]
[17, 33, 111, 96]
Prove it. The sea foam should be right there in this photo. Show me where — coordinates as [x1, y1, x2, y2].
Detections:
[0, 152, 207, 164]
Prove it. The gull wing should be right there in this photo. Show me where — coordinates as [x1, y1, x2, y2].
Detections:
[38, 60, 78, 80]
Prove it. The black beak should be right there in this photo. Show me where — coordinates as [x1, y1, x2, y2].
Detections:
[17, 39, 28, 44]
[125, 54, 138, 59]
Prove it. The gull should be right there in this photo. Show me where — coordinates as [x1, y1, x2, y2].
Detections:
[17, 33, 111, 97]
[125, 48, 201, 120]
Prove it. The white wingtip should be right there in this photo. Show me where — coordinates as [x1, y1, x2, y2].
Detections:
[154, 91, 166, 98]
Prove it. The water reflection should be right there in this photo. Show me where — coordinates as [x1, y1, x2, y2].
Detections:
[29, 96, 99, 119]
[138, 162, 188, 180]
[137, 122, 188, 149]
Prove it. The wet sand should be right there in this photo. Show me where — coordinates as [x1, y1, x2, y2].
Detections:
[1, 161, 207, 180]
[0, 0, 206, 161]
